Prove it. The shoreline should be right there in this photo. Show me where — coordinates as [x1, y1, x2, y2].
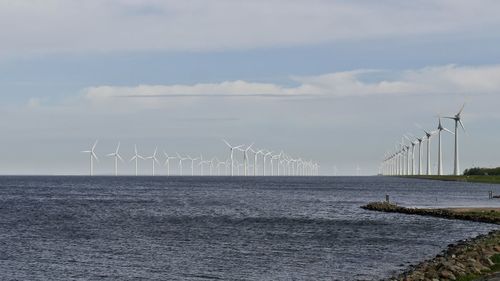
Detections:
[362, 202, 500, 280]
[403, 175, 500, 185]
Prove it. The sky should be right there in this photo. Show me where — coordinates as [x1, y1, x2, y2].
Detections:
[1, 0, 500, 175]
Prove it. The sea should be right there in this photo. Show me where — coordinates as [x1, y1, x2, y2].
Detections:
[0, 176, 499, 281]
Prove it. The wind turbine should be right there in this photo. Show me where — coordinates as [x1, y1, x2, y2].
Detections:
[146, 147, 160, 176]
[187, 155, 199, 176]
[404, 135, 418, 175]
[423, 129, 438, 175]
[198, 155, 210, 176]
[241, 143, 254, 176]
[130, 145, 144, 176]
[222, 139, 244, 176]
[251, 149, 264, 176]
[443, 104, 466, 175]
[263, 151, 273, 176]
[163, 152, 176, 176]
[81, 140, 98, 176]
[106, 142, 123, 176]
[436, 117, 454, 175]
[176, 153, 188, 176]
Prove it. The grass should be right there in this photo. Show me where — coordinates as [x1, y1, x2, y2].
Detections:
[406, 175, 500, 184]
[457, 274, 481, 281]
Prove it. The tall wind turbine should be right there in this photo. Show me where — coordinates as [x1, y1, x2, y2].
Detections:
[163, 152, 176, 176]
[263, 151, 273, 176]
[176, 153, 188, 176]
[106, 142, 123, 176]
[241, 143, 254, 176]
[130, 145, 144, 176]
[222, 139, 244, 176]
[251, 149, 264, 176]
[146, 147, 160, 176]
[436, 117, 454, 175]
[81, 140, 99, 176]
[187, 155, 199, 176]
[423, 129, 437, 175]
[444, 104, 466, 175]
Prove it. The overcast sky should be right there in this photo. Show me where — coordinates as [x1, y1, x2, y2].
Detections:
[1, 0, 500, 175]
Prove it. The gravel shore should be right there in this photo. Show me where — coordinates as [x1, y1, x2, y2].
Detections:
[362, 202, 500, 281]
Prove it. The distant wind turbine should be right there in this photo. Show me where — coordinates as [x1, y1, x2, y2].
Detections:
[423, 129, 438, 175]
[176, 153, 188, 176]
[222, 139, 244, 176]
[187, 155, 199, 176]
[106, 142, 123, 176]
[436, 117, 454, 176]
[81, 140, 98, 176]
[130, 145, 145, 176]
[145, 147, 160, 176]
[163, 152, 176, 176]
[443, 104, 466, 175]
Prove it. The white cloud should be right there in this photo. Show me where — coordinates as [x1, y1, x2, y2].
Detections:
[1, 0, 500, 56]
[82, 64, 500, 109]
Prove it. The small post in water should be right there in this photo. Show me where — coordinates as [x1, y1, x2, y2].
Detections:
[385, 194, 390, 203]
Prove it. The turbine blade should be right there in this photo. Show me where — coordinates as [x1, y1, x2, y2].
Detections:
[117, 154, 124, 162]
[458, 103, 466, 116]
[444, 128, 454, 135]
[222, 139, 231, 148]
[459, 120, 466, 132]
[92, 140, 98, 151]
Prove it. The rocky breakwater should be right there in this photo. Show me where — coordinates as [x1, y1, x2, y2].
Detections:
[361, 202, 500, 224]
[362, 202, 500, 281]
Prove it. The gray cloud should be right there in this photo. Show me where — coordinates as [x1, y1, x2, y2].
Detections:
[1, 0, 500, 56]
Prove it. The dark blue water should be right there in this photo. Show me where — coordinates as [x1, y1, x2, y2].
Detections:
[0, 176, 499, 281]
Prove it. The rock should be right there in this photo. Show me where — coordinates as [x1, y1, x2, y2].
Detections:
[440, 269, 456, 280]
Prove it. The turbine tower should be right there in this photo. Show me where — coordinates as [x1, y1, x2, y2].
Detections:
[444, 104, 466, 175]
[436, 117, 454, 176]
[416, 136, 424, 175]
[423, 129, 437, 175]
[130, 145, 144, 176]
[241, 143, 254, 176]
[81, 140, 98, 176]
[263, 151, 273, 176]
[176, 153, 188, 176]
[187, 155, 199, 176]
[106, 142, 123, 176]
[222, 139, 244, 176]
[145, 147, 160, 176]
[251, 149, 264, 176]
[163, 152, 176, 176]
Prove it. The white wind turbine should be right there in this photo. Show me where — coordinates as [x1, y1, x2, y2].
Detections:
[251, 149, 264, 176]
[210, 157, 218, 176]
[163, 152, 176, 176]
[436, 117, 454, 176]
[81, 140, 99, 176]
[263, 151, 273, 176]
[198, 155, 210, 176]
[106, 142, 123, 176]
[222, 139, 244, 176]
[176, 153, 188, 176]
[130, 145, 144, 176]
[187, 155, 199, 176]
[423, 129, 438, 175]
[145, 147, 160, 176]
[443, 104, 466, 175]
[241, 143, 254, 176]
